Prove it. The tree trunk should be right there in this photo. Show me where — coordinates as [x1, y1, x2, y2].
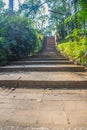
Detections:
[18, 0, 21, 8]
[9, 0, 14, 14]
[73, 0, 78, 28]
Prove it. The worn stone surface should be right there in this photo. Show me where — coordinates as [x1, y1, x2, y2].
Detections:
[0, 71, 87, 89]
[0, 36, 87, 130]
[11, 60, 74, 65]
[0, 64, 85, 72]
[0, 88, 87, 129]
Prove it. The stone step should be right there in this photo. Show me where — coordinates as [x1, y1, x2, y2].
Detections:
[0, 72, 87, 88]
[24, 58, 68, 61]
[11, 60, 74, 65]
[45, 46, 56, 48]
[41, 54, 61, 56]
[30, 52, 62, 56]
[0, 64, 85, 72]
[31, 55, 64, 58]
[44, 48, 57, 51]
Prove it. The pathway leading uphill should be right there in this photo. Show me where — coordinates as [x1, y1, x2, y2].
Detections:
[0, 36, 87, 88]
[0, 36, 87, 129]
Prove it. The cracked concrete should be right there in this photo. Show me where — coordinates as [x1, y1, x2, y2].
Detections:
[0, 88, 87, 129]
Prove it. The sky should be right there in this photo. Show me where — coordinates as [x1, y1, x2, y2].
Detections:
[3, 0, 25, 10]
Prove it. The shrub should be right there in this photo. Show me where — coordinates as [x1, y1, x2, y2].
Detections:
[57, 37, 87, 65]
[0, 15, 42, 65]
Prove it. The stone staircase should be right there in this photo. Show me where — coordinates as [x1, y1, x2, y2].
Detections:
[0, 36, 87, 89]
[0, 36, 87, 129]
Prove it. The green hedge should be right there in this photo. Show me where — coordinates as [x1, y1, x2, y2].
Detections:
[0, 15, 42, 66]
[57, 37, 87, 65]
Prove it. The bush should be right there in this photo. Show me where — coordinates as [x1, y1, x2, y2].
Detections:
[57, 37, 87, 65]
[0, 37, 8, 65]
[0, 15, 42, 66]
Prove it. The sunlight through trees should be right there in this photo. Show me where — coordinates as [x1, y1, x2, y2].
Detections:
[0, 0, 87, 65]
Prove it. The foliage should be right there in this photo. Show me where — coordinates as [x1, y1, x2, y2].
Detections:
[19, 0, 42, 18]
[18, 0, 49, 34]
[0, 0, 5, 12]
[0, 37, 8, 65]
[47, 0, 71, 39]
[0, 0, 87, 66]
[57, 37, 87, 65]
[0, 14, 42, 66]
[56, 0, 87, 66]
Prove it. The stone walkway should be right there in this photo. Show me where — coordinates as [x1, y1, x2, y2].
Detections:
[0, 88, 87, 129]
[0, 36, 87, 130]
[0, 71, 87, 89]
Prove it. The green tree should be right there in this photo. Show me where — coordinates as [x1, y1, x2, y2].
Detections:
[18, 0, 49, 34]
[0, 0, 42, 66]
[57, 0, 87, 65]
[0, 0, 5, 12]
[47, 0, 71, 40]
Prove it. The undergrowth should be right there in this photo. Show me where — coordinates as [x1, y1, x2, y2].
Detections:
[57, 37, 87, 66]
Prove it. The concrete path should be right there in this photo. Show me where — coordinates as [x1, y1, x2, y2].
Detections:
[0, 36, 87, 129]
[0, 71, 87, 88]
[0, 88, 87, 129]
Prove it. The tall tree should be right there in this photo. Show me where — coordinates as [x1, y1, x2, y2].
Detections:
[9, 0, 14, 14]
[47, 0, 71, 39]
[0, 0, 5, 12]
[18, 0, 49, 34]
